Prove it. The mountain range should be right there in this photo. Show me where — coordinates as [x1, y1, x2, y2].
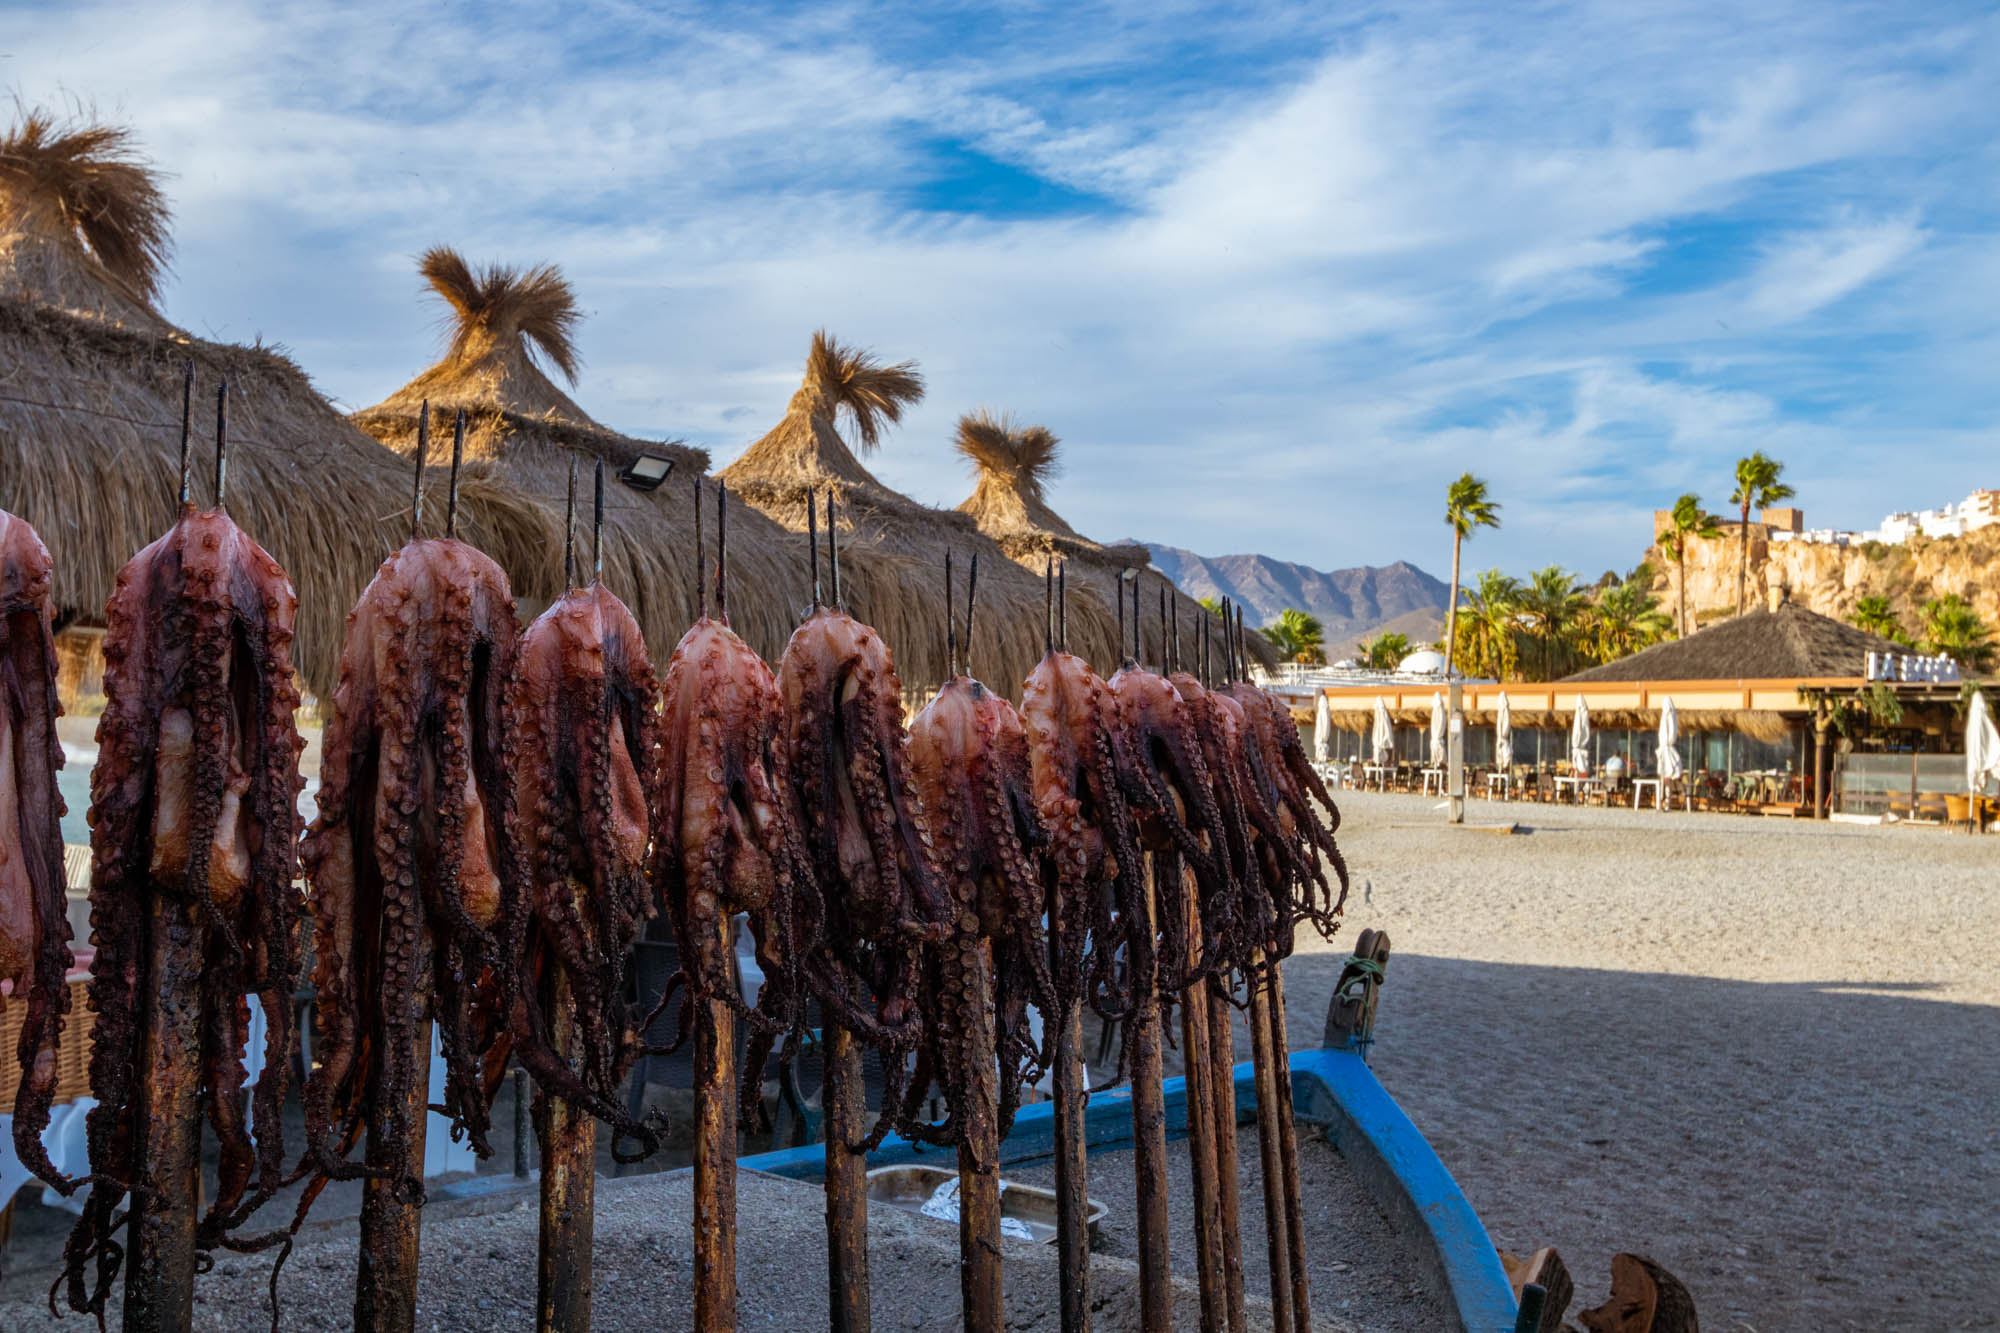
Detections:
[1137, 543, 1449, 655]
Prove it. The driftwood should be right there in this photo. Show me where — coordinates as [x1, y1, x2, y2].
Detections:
[1573, 1253, 1698, 1333]
[1499, 1246, 1572, 1333]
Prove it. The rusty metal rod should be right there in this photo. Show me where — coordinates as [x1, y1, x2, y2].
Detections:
[537, 964, 595, 1333]
[825, 1023, 871, 1333]
[693, 907, 739, 1332]
[957, 937, 1003, 1333]
[353, 922, 434, 1333]
[1208, 983, 1248, 1333]
[1267, 964, 1311, 1333]
[1179, 890, 1226, 1333]
[1247, 952, 1295, 1333]
[1129, 857, 1173, 1333]
[123, 893, 203, 1333]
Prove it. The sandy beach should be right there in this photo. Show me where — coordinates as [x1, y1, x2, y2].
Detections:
[1269, 791, 1999, 1332]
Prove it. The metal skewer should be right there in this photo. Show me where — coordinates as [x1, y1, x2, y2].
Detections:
[1046, 558, 1090, 1333]
[176, 361, 193, 510]
[213, 378, 230, 510]
[445, 410, 465, 539]
[411, 401, 429, 541]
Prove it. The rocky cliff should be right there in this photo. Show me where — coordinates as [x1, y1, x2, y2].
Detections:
[1646, 525, 2000, 636]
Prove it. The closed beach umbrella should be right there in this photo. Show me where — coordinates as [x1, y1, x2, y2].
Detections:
[1314, 692, 1332, 764]
[1969, 690, 2000, 796]
[1495, 692, 1513, 769]
[1569, 698, 1592, 775]
[1372, 697, 1395, 765]
[1430, 692, 1446, 767]
[1657, 696, 1684, 781]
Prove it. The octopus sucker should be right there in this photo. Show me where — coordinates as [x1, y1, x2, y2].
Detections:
[297, 538, 520, 1216]
[61, 502, 306, 1318]
[1, 510, 74, 1192]
[778, 604, 951, 1149]
[503, 581, 663, 1160]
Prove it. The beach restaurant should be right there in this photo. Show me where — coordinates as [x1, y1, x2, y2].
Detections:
[1291, 591, 1986, 818]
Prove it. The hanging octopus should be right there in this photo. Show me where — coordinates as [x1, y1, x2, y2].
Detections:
[1019, 642, 1147, 1045]
[61, 503, 306, 1316]
[503, 579, 664, 1158]
[1221, 681, 1348, 957]
[655, 601, 819, 1104]
[2, 510, 73, 1191]
[778, 601, 953, 1146]
[904, 664, 1056, 1150]
[1107, 649, 1240, 1000]
[297, 537, 519, 1213]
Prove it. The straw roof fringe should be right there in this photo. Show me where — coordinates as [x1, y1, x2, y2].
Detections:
[950, 409, 1276, 671]
[0, 108, 170, 330]
[1563, 601, 1905, 683]
[721, 335, 1122, 690]
[0, 297, 484, 694]
[354, 250, 845, 665]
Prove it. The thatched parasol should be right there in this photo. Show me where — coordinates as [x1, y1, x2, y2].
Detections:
[719, 333, 1119, 689]
[952, 410, 1276, 669]
[0, 109, 523, 696]
[352, 247, 830, 665]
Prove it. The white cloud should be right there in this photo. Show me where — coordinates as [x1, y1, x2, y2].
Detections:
[2, 0, 1994, 579]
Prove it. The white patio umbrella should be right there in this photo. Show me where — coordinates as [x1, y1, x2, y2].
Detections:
[1969, 690, 2000, 796]
[1494, 692, 1513, 769]
[1569, 698, 1592, 775]
[1657, 696, 1684, 781]
[1429, 692, 1446, 767]
[1313, 692, 1332, 764]
[1371, 697, 1395, 765]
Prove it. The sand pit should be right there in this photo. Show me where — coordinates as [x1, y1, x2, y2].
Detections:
[0, 1131, 1435, 1331]
[1272, 791, 2000, 1332]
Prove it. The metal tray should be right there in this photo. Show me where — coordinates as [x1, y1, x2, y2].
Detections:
[865, 1164, 1107, 1246]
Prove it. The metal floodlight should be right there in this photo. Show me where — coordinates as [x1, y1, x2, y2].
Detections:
[619, 453, 674, 492]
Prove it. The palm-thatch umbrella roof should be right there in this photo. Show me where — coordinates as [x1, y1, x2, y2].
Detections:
[952, 410, 1276, 669]
[351, 247, 831, 666]
[719, 333, 1120, 690]
[0, 110, 524, 696]
[1564, 599, 1904, 683]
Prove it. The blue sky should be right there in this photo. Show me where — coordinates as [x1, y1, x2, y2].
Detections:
[7, 1, 1997, 580]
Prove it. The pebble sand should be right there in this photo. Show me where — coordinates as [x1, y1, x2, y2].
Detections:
[1272, 791, 1999, 1333]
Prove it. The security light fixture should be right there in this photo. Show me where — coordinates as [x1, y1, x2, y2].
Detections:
[620, 453, 674, 492]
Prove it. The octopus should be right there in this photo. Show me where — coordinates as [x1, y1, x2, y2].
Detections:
[654, 606, 817, 1097]
[503, 580, 663, 1158]
[1220, 682, 1348, 957]
[1107, 657, 1239, 996]
[62, 503, 306, 1316]
[1019, 646, 1145, 1037]
[777, 602, 953, 1145]
[2, 510, 72, 1191]
[904, 669, 1055, 1150]
[296, 537, 519, 1211]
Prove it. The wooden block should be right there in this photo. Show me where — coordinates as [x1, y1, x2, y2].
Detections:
[1498, 1246, 1572, 1332]
[1575, 1252, 1698, 1333]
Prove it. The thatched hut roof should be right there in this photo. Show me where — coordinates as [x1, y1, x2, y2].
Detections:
[951, 410, 1275, 670]
[0, 110, 525, 696]
[351, 247, 831, 665]
[1564, 599, 1903, 683]
[719, 333, 1121, 690]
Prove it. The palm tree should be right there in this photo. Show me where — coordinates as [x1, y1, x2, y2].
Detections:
[1456, 569, 1522, 680]
[1260, 608, 1326, 665]
[1919, 595, 1995, 672]
[1198, 596, 1225, 617]
[1515, 565, 1588, 681]
[1850, 595, 1903, 641]
[1588, 578, 1674, 664]
[1657, 493, 1721, 636]
[1361, 631, 1411, 671]
[1442, 473, 1501, 680]
[1729, 452, 1794, 616]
